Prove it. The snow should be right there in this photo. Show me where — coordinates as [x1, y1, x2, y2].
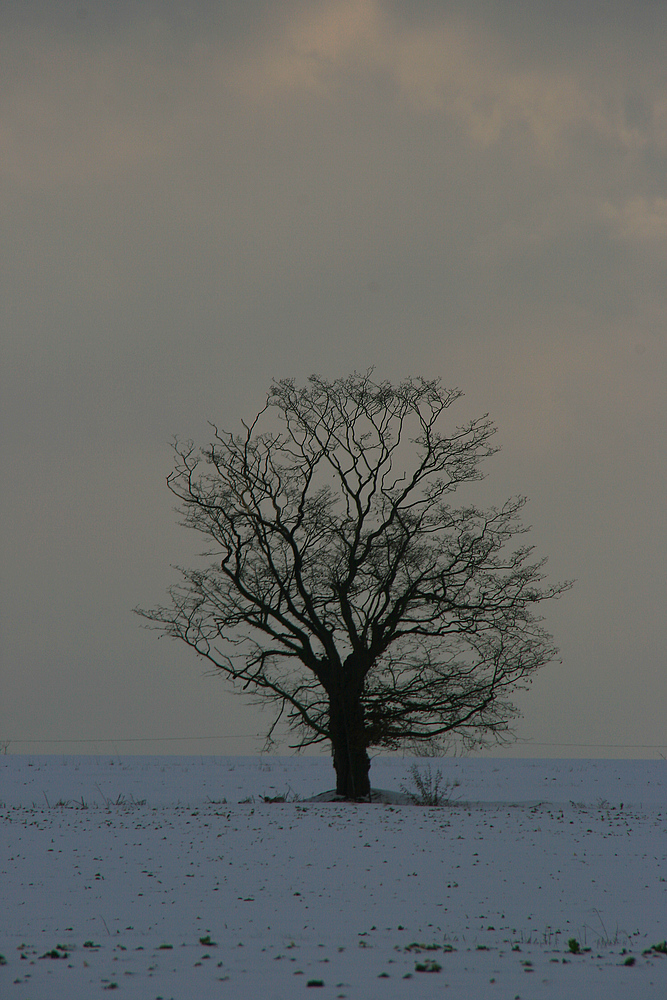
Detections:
[1, 755, 665, 999]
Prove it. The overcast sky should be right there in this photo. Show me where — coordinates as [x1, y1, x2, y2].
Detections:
[1, 0, 665, 758]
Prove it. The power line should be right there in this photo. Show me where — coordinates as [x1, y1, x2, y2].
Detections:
[520, 741, 666, 749]
[2, 735, 259, 745]
[2, 736, 665, 749]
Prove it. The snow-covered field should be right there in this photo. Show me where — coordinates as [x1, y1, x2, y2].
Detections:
[1, 755, 665, 999]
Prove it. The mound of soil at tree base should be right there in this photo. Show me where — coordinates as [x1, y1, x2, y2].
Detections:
[305, 788, 415, 804]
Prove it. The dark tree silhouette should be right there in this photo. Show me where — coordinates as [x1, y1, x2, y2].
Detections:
[137, 372, 569, 798]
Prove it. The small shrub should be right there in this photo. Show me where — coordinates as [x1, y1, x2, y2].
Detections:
[568, 938, 581, 954]
[400, 765, 460, 806]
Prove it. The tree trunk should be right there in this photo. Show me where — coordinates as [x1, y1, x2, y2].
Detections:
[328, 662, 371, 799]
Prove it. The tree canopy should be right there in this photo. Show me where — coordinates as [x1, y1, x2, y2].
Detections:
[137, 372, 570, 798]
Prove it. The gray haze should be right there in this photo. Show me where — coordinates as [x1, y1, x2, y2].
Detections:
[1, 1, 665, 757]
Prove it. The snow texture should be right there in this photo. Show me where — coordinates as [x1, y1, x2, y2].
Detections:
[1, 755, 665, 999]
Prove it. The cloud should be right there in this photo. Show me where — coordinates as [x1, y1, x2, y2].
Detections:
[220, 0, 667, 161]
[602, 196, 667, 242]
[3, 0, 666, 201]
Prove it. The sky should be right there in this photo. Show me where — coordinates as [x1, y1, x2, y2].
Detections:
[1, 0, 665, 758]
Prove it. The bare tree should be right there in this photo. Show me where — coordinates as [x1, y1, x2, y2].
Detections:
[137, 372, 570, 799]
